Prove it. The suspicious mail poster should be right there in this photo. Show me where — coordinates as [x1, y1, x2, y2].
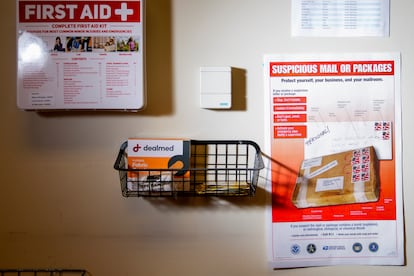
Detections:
[264, 53, 404, 268]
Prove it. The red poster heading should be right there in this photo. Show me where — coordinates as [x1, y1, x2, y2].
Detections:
[270, 61, 394, 77]
[19, 1, 141, 23]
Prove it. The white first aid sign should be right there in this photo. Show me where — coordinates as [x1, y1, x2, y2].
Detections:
[17, 0, 145, 111]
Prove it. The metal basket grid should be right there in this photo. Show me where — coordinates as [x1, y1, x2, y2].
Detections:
[114, 140, 264, 197]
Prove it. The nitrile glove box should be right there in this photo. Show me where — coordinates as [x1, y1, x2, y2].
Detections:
[127, 139, 191, 192]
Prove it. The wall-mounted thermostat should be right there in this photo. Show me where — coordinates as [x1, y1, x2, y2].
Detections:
[200, 67, 231, 109]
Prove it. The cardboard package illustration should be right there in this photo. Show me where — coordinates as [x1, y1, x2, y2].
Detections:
[292, 146, 380, 208]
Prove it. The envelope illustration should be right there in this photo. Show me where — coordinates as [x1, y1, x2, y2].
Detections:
[304, 121, 392, 160]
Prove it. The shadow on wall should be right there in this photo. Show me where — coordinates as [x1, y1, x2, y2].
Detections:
[231, 67, 247, 111]
[139, 0, 174, 116]
[128, 152, 299, 211]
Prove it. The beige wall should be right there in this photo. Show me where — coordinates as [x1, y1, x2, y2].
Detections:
[1, 0, 413, 275]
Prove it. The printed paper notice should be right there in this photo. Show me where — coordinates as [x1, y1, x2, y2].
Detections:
[292, 0, 390, 37]
[17, 0, 145, 110]
[264, 53, 404, 268]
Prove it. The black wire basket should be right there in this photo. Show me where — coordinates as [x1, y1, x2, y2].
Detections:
[114, 140, 264, 197]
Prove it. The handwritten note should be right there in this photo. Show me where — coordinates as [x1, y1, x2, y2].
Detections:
[304, 121, 392, 160]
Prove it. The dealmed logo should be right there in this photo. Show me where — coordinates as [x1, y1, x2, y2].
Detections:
[132, 143, 175, 153]
[132, 144, 142, 152]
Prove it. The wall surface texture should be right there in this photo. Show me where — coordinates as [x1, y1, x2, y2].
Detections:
[1, 0, 413, 275]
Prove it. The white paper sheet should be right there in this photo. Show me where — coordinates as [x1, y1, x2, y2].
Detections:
[291, 0, 390, 37]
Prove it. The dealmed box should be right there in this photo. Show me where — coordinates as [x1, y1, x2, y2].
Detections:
[127, 139, 190, 193]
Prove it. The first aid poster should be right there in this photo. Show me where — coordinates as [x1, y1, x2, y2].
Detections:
[264, 53, 404, 268]
[17, 0, 145, 110]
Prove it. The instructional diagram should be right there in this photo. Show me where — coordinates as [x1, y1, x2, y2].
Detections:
[265, 53, 404, 268]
